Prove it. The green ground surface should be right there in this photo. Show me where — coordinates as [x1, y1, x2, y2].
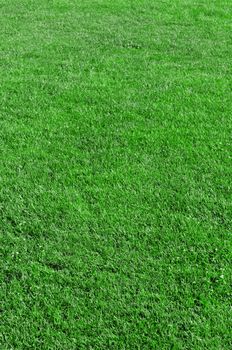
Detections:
[0, 0, 231, 349]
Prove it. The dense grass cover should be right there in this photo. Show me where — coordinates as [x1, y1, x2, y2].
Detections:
[0, 0, 231, 348]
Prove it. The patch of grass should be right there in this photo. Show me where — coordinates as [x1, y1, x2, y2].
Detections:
[0, 0, 231, 349]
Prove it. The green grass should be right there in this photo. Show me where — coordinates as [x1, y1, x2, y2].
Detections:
[0, 0, 231, 348]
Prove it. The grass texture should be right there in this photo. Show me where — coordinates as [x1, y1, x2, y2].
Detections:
[0, 0, 231, 349]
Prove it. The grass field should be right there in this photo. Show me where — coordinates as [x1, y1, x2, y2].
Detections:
[0, 0, 231, 349]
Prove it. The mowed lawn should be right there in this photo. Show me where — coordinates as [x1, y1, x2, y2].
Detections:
[0, 0, 231, 349]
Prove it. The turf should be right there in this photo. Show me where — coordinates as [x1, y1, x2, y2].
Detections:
[0, 0, 231, 349]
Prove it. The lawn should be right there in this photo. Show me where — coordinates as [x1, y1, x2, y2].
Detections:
[0, 0, 231, 349]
